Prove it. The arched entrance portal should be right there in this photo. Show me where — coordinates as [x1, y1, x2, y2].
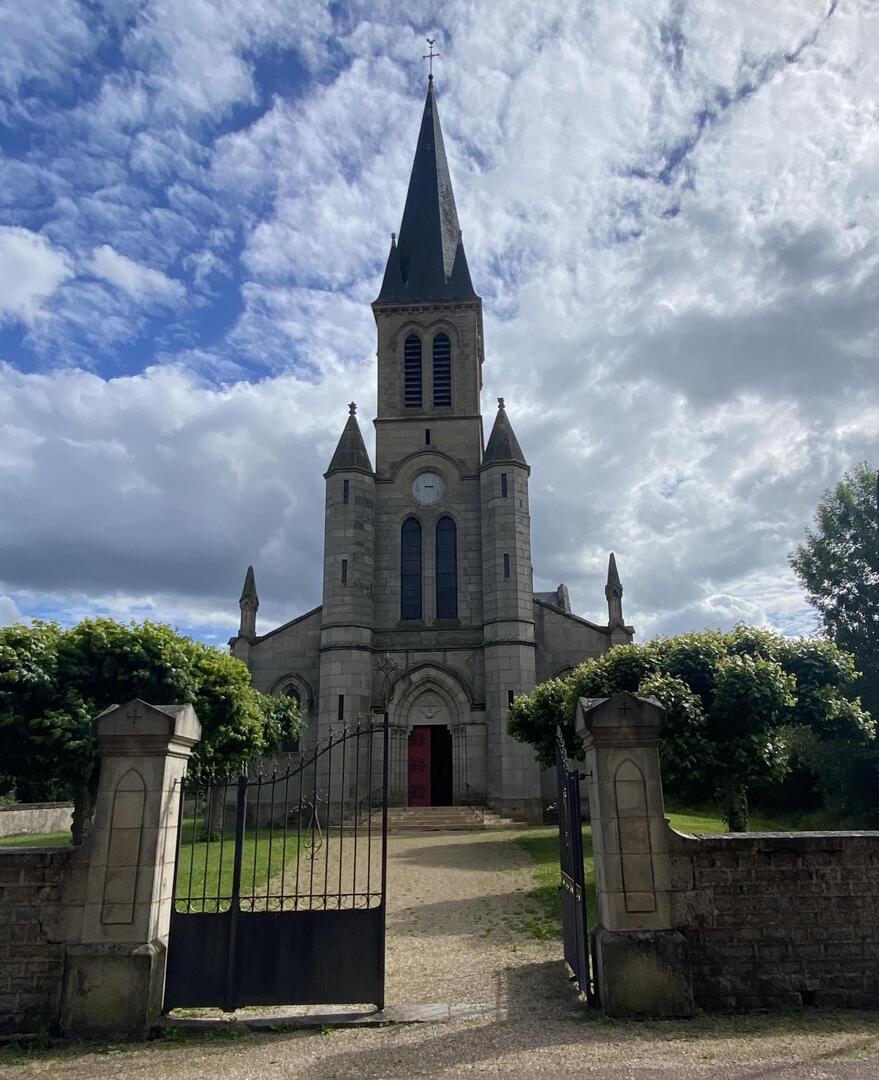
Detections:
[406, 690, 454, 807]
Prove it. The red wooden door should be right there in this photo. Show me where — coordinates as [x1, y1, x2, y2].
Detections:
[408, 726, 431, 806]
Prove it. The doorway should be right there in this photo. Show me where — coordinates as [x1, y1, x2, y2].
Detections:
[407, 725, 453, 806]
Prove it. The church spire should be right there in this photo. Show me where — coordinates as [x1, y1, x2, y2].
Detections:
[605, 552, 624, 628]
[483, 397, 528, 467]
[239, 564, 259, 638]
[375, 78, 477, 304]
[325, 403, 374, 476]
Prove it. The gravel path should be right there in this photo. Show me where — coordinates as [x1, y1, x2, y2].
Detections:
[2, 829, 878, 1079]
[383, 830, 559, 1006]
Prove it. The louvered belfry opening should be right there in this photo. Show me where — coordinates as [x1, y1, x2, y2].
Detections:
[400, 516, 423, 619]
[432, 332, 452, 407]
[404, 334, 422, 407]
[435, 515, 458, 619]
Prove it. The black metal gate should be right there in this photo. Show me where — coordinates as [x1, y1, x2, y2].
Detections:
[555, 726, 597, 1005]
[164, 717, 389, 1012]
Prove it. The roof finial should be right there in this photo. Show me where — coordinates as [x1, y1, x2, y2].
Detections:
[422, 37, 439, 80]
[497, 396, 505, 410]
[348, 401, 357, 415]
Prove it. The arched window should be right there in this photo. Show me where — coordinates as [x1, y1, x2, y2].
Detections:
[281, 685, 301, 752]
[404, 334, 422, 408]
[432, 333, 451, 407]
[435, 516, 458, 619]
[400, 517, 422, 619]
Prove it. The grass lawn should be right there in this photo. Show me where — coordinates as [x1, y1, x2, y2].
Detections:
[0, 821, 305, 911]
[0, 830, 72, 848]
[175, 817, 303, 910]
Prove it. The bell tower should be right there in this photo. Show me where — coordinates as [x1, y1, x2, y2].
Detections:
[369, 76, 490, 636]
[371, 75, 484, 480]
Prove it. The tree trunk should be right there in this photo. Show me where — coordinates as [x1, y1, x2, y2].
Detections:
[201, 784, 225, 841]
[722, 782, 749, 832]
[71, 775, 97, 846]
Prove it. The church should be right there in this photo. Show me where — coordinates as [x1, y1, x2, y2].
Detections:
[229, 76, 633, 822]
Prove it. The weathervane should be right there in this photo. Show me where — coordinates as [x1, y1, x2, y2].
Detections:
[422, 38, 439, 79]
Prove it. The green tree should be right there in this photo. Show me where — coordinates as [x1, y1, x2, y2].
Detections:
[790, 462, 879, 717]
[0, 619, 302, 842]
[507, 627, 874, 831]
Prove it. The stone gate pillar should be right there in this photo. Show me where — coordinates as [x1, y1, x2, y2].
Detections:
[576, 691, 693, 1018]
[60, 699, 200, 1039]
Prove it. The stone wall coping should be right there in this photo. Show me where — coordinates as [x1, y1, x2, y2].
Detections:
[0, 846, 74, 861]
[668, 827, 879, 853]
[0, 801, 74, 813]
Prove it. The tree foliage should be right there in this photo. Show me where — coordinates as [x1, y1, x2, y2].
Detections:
[508, 627, 874, 829]
[0, 619, 303, 837]
[790, 462, 879, 717]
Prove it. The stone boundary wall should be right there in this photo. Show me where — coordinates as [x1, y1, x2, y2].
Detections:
[668, 830, 879, 1011]
[0, 802, 73, 838]
[0, 848, 74, 1035]
[0, 700, 200, 1040]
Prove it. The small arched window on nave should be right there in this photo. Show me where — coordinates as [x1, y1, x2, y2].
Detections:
[400, 517, 423, 620]
[432, 332, 452, 407]
[404, 334, 422, 408]
[281, 685, 301, 752]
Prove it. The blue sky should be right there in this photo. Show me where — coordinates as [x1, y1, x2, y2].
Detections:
[1, 0, 877, 645]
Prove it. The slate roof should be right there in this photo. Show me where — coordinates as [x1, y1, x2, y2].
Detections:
[535, 585, 572, 613]
[326, 412, 374, 475]
[483, 401, 527, 466]
[376, 78, 478, 304]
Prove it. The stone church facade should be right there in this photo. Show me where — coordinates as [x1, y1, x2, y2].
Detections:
[229, 77, 633, 821]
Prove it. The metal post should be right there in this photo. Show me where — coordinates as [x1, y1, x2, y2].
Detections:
[224, 775, 248, 1013]
[377, 708, 389, 1010]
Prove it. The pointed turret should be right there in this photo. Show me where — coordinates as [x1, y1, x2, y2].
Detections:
[238, 564, 259, 639]
[483, 397, 527, 467]
[375, 78, 478, 304]
[325, 403, 373, 476]
[605, 552, 624, 628]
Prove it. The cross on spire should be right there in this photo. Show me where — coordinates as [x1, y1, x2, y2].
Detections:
[422, 37, 439, 79]
[348, 401, 357, 415]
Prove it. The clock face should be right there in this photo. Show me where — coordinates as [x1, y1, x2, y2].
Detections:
[412, 471, 444, 505]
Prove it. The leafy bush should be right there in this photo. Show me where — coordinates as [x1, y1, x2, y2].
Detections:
[508, 626, 874, 830]
[0, 618, 302, 840]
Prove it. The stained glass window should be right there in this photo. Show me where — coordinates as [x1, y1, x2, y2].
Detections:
[435, 516, 458, 619]
[401, 517, 422, 619]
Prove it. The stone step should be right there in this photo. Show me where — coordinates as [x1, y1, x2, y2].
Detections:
[369, 806, 528, 832]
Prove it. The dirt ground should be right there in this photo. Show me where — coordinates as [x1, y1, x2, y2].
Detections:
[2, 830, 878, 1079]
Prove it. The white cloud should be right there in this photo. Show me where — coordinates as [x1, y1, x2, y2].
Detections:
[0, 359, 373, 633]
[0, 0, 94, 102]
[1, 0, 878, 646]
[0, 595, 25, 627]
[0, 228, 72, 324]
[87, 244, 185, 305]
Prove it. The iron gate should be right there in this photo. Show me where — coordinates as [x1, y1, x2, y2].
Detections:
[555, 726, 597, 1005]
[164, 717, 389, 1012]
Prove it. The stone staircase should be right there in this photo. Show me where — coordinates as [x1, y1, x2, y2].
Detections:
[378, 805, 527, 832]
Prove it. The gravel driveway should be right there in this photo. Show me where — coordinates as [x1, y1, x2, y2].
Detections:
[2, 829, 878, 1079]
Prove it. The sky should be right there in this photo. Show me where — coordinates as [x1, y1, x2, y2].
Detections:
[0, 0, 877, 646]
